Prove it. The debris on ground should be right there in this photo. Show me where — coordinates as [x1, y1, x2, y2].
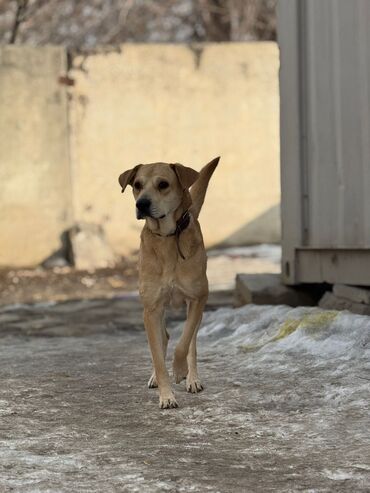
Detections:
[0, 245, 280, 306]
[0, 261, 138, 306]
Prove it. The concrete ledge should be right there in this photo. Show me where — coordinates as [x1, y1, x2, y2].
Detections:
[235, 273, 317, 307]
[333, 284, 370, 305]
[319, 292, 370, 316]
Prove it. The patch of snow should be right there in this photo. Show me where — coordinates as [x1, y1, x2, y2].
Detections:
[0, 301, 57, 312]
[207, 244, 281, 263]
[206, 244, 281, 290]
[196, 304, 370, 360]
[323, 469, 357, 481]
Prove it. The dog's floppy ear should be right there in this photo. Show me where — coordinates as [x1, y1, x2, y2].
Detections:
[118, 165, 142, 193]
[170, 164, 199, 190]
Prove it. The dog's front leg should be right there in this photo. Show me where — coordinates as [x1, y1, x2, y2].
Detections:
[148, 315, 169, 389]
[173, 296, 207, 385]
[144, 307, 178, 409]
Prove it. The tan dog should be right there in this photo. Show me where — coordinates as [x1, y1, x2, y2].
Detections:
[119, 157, 219, 408]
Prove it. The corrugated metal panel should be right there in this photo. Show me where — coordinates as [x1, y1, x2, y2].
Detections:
[278, 0, 370, 285]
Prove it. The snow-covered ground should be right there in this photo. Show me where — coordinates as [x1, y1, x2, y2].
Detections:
[0, 296, 369, 491]
[198, 304, 370, 361]
[172, 304, 370, 421]
[194, 305, 370, 412]
[207, 244, 281, 290]
[208, 244, 282, 261]
[171, 304, 370, 490]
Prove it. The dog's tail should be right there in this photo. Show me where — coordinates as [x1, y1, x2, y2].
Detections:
[190, 156, 220, 219]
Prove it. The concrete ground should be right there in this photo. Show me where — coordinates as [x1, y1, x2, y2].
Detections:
[0, 294, 369, 492]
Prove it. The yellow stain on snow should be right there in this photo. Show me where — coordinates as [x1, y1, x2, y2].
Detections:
[240, 310, 339, 353]
[272, 319, 301, 342]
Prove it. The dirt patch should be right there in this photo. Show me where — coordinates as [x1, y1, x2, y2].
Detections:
[0, 246, 281, 306]
[0, 258, 139, 306]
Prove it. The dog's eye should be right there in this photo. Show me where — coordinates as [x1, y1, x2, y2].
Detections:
[134, 181, 142, 191]
[158, 181, 169, 190]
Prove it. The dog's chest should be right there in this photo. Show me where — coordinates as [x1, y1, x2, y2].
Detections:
[160, 264, 198, 300]
[139, 228, 207, 306]
[139, 257, 206, 307]
[161, 277, 203, 307]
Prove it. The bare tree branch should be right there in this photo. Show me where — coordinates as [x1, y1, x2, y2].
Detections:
[9, 0, 28, 43]
[1, 0, 277, 47]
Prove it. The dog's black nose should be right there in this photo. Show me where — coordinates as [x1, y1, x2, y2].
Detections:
[136, 198, 151, 213]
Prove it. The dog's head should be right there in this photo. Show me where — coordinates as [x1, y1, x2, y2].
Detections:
[119, 162, 199, 220]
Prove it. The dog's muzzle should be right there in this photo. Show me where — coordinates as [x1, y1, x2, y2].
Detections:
[136, 198, 151, 219]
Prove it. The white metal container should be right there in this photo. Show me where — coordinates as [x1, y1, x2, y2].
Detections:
[278, 0, 370, 285]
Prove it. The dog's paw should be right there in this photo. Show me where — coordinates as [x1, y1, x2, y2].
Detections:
[148, 373, 158, 389]
[173, 357, 188, 384]
[159, 391, 178, 409]
[173, 360, 188, 383]
[186, 375, 204, 393]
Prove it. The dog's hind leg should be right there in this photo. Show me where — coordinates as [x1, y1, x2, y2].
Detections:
[173, 296, 206, 385]
[186, 330, 204, 393]
[148, 314, 169, 389]
[144, 307, 177, 409]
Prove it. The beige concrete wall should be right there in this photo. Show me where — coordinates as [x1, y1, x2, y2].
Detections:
[0, 43, 279, 267]
[0, 46, 72, 267]
[69, 43, 280, 257]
